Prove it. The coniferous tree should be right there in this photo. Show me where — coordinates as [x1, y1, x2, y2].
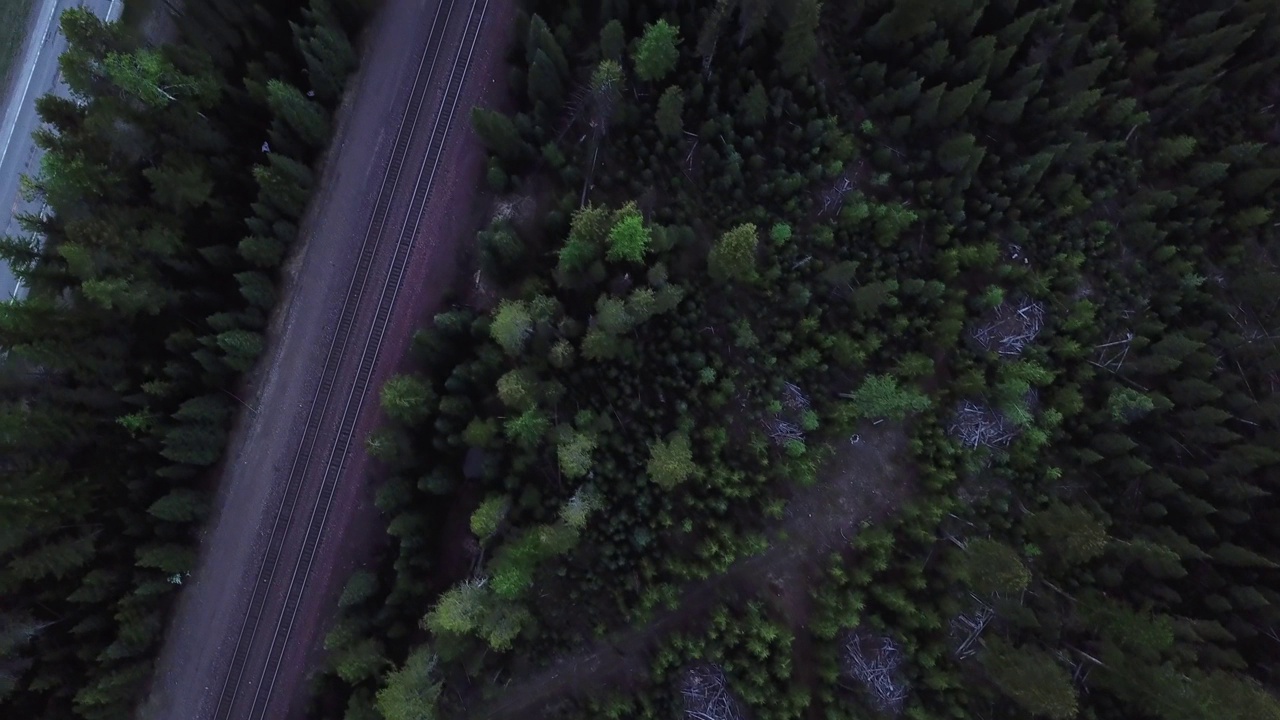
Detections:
[633, 20, 680, 83]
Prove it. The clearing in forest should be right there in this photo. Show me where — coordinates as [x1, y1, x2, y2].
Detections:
[469, 421, 913, 720]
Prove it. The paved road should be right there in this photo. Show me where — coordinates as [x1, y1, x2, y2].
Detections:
[0, 0, 121, 301]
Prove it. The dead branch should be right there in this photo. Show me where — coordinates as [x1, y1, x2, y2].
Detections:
[970, 299, 1045, 357]
[949, 596, 996, 659]
[783, 382, 811, 412]
[948, 401, 1018, 449]
[818, 172, 856, 215]
[1091, 331, 1134, 373]
[842, 632, 909, 713]
[763, 417, 804, 444]
[681, 665, 743, 720]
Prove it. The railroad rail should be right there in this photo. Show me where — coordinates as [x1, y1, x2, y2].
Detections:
[211, 0, 488, 716]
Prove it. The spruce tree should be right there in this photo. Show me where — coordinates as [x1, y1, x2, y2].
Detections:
[633, 19, 681, 83]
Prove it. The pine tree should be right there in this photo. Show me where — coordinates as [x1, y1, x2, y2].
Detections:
[266, 79, 330, 149]
[504, 408, 549, 448]
[470, 108, 526, 164]
[232, 270, 273, 310]
[1028, 503, 1109, 565]
[490, 300, 532, 356]
[375, 647, 443, 720]
[960, 538, 1030, 594]
[470, 496, 509, 539]
[982, 637, 1078, 720]
[778, 0, 821, 77]
[528, 49, 564, 108]
[595, 296, 633, 335]
[633, 19, 681, 83]
[147, 489, 208, 523]
[600, 19, 625, 62]
[647, 432, 695, 489]
[708, 223, 758, 283]
[557, 428, 596, 479]
[525, 14, 568, 76]
[217, 329, 264, 371]
[380, 374, 435, 424]
[238, 235, 285, 268]
[496, 367, 538, 409]
[840, 374, 929, 419]
[656, 85, 684, 137]
[743, 81, 768, 127]
[606, 208, 650, 263]
[589, 59, 625, 133]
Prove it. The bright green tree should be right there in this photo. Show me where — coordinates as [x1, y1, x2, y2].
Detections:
[606, 208, 650, 263]
[557, 428, 596, 479]
[633, 19, 681, 82]
[504, 408, 549, 448]
[1107, 386, 1155, 422]
[103, 49, 218, 107]
[708, 223, 758, 283]
[375, 646, 443, 720]
[497, 367, 538, 409]
[647, 432, 695, 489]
[470, 496, 509, 539]
[841, 374, 930, 419]
[491, 300, 533, 356]
[380, 374, 434, 424]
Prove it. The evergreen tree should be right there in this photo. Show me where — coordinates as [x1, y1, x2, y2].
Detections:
[633, 19, 681, 83]
[647, 432, 695, 489]
[708, 223, 758, 283]
[470, 108, 526, 164]
[742, 80, 768, 127]
[841, 374, 930, 419]
[266, 79, 330, 149]
[982, 637, 1079, 720]
[656, 85, 684, 138]
[600, 19, 625, 62]
[374, 647, 442, 720]
[778, 0, 821, 77]
[490, 300, 533, 356]
[380, 374, 435, 425]
[960, 538, 1030, 595]
[606, 208, 650, 263]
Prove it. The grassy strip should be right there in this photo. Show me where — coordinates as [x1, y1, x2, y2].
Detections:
[0, 0, 40, 93]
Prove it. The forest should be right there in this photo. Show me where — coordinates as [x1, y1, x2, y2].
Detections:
[0, 1, 370, 717]
[3, 0, 1280, 719]
[317, 1, 1280, 719]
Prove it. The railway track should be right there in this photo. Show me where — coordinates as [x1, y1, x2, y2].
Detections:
[211, 0, 487, 716]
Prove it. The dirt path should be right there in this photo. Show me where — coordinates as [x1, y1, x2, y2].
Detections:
[139, 1, 517, 718]
[470, 422, 913, 720]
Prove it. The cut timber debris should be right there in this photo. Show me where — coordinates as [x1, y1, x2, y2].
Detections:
[842, 632, 909, 713]
[949, 594, 996, 659]
[681, 665, 744, 720]
[948, 401, 1018, 449]
[970, 299, 1045, 357]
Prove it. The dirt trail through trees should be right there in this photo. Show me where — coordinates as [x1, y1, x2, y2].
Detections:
[471, 423, 912, 720]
